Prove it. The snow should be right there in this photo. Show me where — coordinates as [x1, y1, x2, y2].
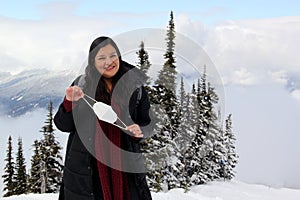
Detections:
[2, 180, 300, 200]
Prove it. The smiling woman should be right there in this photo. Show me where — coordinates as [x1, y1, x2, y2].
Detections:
[54, 36, 152, 200]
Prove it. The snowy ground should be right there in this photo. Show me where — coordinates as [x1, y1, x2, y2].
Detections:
[2, 180, 300, 200]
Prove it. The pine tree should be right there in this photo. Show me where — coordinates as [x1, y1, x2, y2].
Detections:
[222, 114, 238, 180]
[174, 78, 197, 190]
[145, 10, 180, 191]
[187, 71, 210, 185]
[39, 100, 63, 193]
[13, 137, 28, 195]
[2, 136, 15, 197]
[184, 82, 206, 185]
[141, 102, 175, 192]
[203, 82, 225, 180]
[155, 11, 177, 92]
[28, 140, 42, 193]
[196, 67, 220, 182]
[136, 41, 151, 86]
[154, 10, 179, 139]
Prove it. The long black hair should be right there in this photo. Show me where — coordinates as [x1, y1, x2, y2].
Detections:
[83, 36, 129, 104]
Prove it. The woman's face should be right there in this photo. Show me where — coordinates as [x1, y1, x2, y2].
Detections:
[94, 44, 120, 78]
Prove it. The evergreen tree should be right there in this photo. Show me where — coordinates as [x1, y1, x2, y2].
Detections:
[13, 137, 28, 195]
[155, 11, 177, 92]
[28, 140, 42, 193]
[142, 11, 239, 191]
[141, 102, 176, 192]
[222, 114, 238, 179]
[203, 82, 225, 181]
[145, 10, 180, 190]
[184, 83, 205, 185]
[154, 10, 179, 139]
[39, 100, 63, 193]
[141, 105, 165, 192]
[174, 78, 197, 190]
[2, 136, 15, 197]
[187, 70, 211, 185]
[136, 41, 151, 85]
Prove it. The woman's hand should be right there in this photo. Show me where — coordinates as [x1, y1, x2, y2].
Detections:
[125, 124, 143, 138]
[66, 86, 84, 102]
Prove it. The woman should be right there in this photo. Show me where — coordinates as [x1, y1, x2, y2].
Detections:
[54, 36, 152, 200]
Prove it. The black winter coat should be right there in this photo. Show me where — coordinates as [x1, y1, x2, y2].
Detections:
[54, 73, 152, 200]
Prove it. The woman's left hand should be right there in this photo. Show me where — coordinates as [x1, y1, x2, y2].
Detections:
[125, 124, 143, 138]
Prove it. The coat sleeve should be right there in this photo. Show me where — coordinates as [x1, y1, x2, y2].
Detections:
[136, 87, 154, 139]
[54, 76, 81, 133]
[54, 100, 76, 132]
[138, 87, 151, 125]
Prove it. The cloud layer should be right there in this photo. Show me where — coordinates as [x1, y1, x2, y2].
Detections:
[176, 14, 300, 86]
[1, 10, 299, 88]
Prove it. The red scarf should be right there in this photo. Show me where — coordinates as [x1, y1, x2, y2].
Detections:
[94, 103, 130, 200]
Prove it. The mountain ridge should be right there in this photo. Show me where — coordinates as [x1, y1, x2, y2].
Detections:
[0, 69, 77, 117]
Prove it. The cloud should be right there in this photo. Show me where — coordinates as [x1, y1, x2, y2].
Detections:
[222, 68, 258, 86]
[175, 14, 300, 86]
[291, 89, 300, 101]
[0, 3, 165, 74]
[225, 83, 300, 188]
[269, 70, 288, 84]
[1, 7, 300, 87]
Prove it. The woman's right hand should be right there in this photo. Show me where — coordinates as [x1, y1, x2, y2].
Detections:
[66, 86, 84, 102]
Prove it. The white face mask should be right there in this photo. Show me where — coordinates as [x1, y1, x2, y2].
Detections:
[93, 102, 118, 124]
[82, 93, 127, 130]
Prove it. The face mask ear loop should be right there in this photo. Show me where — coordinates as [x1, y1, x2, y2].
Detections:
[82, 94, 128, 130]
[83, 94, 97, 103]
[112, 122, 127, 130]
[116, 117, 127, 129]
[81, 95, 94, 110]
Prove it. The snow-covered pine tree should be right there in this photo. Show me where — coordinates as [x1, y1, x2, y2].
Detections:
[155, 10, 177, 92]
[184, 83, 205, 185]
[223, 114, 238, 180]
[13, 137, 28, 195]
[203, 82, 226, 181]
[136, 41, 151, 86]
[134, 38, 165, 192]
[153, 10, 180, 139]
[152, 11, 182, 190]
[28, 140, 42, 193]
[2, 136, 15, 197]
[174, 77, 197, 190]
[142, 84, 177, 191]
[39, 100, 63, 193]
[187, 69, 211, 185]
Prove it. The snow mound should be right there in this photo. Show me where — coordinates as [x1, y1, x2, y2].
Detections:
[2, 180, 300, 200]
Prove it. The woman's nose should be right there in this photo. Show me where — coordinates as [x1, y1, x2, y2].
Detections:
[105, 57, 113, 66]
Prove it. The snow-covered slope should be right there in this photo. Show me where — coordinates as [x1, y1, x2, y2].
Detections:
[2, 180, 300, 200]
[0, 69, 77, 117]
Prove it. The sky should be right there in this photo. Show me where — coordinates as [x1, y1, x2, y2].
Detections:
[1, 0, 300, 189]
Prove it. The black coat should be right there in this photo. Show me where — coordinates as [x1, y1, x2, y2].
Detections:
[54, 72, 152, 200]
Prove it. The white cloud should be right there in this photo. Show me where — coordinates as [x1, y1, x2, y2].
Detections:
[0, 3, 164, 74]
[291, 89, 300, 101]
[1, 7, 300, 87]
[269, 70, 288, 84]
[175, 14, 300, 86]
[223, 68, 257, 86]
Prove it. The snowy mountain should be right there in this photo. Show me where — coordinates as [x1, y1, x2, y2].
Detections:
[0, 69, 77, 117]
[2, 180, 300, 200]
[1, 68, 299, 118]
